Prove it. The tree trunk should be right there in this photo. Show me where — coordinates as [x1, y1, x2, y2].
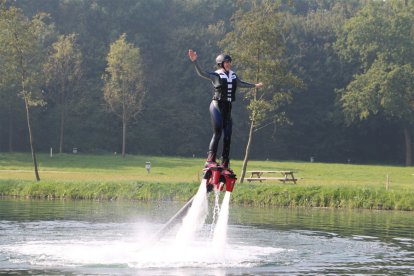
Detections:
[24, 96, 40, 181]
[403, 127, 412, 166]
[59, 104, 65, 154]
[8, 104, 13, 153]
[59, 84, 66, 154]
[122, 117, 126, 158]
[17, 40, 39, 180]
[240, 48, 261, 183]
[240, 119, 255, 183]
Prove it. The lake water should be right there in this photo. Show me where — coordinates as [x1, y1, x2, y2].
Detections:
[0, 198, 413, 275]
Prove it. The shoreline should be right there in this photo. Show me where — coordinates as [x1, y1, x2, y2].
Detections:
[0, 180, 412, 211]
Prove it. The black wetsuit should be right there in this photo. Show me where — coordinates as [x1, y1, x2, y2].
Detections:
[193, 60, 255, 164]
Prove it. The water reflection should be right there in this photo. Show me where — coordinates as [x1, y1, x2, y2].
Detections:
[230, 206, 413, 248]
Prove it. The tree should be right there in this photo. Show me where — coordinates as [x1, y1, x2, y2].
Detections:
[44, 33, 82, 154]
[0, 36, 18, 152]
[273, 2, 358, 162]
[103, 33, 146, 158]
[0, 5, 54, 180]
[220, 0, 301, 182]
[335, 0, 414, 166]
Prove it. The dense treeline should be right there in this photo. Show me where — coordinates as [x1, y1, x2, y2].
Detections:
[0, 0, 413, 166]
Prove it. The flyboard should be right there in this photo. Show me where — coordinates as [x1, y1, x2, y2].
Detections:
[153, 164, 237, 240]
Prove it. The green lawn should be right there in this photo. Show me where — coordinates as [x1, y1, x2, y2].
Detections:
[0, 153, 413, 210]
[0, 153, 204, 182]
[1, 152, 412, 189]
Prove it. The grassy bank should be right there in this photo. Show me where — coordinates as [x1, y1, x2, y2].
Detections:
[0, 153, 413, 210]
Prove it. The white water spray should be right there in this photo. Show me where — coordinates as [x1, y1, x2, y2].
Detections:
[209, 190, 221, 237]
[212, 191, 231, 250]
[175, 178, 232, 254]
[175, 180, 208, 244]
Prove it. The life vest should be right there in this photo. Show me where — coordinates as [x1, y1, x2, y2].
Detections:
[213, 70, 237, 102]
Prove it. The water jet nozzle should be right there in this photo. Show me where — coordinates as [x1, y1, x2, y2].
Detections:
[203, 165, 236, 193]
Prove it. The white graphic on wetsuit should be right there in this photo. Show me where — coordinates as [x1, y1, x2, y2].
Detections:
[216, 70, 236, 102]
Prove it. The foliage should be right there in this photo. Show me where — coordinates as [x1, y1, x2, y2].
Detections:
[273, 3, 355, 161]
[103, 33, 146, 157]
[103, 34, 145, 120]
[220, 0, 301, 128]
[0, 6, 53, 106]
[0, 5, 55, 180]
[219, 0, 301, 181]
[0, 0, 412, 166]
[44, 33, 82, 153]
[335, 0, 414, 165]
[1, 179, 412, 211]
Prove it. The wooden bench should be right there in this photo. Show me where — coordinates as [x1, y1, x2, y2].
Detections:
[246, 170, 297, 184]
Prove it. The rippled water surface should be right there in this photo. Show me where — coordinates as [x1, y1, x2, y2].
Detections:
[0, 198, 413, 275]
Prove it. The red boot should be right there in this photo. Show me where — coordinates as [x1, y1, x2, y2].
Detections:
[221, 158, 230, 169]
[204, 151, 217, 168]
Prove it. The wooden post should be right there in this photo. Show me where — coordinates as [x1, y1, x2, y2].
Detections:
[385, 174, 389, 190]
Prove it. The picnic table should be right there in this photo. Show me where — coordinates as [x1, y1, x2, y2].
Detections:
[246, 170, 297, 184]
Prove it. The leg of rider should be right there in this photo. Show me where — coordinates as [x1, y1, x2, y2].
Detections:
[221, 104, 232, 168]
[207, 101, 223, 165]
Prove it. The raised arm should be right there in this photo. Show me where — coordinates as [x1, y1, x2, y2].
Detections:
[188, 49, 215, 81]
